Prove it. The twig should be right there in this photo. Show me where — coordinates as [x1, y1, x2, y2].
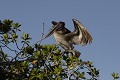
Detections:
[32, 23, 45, 47]
[68, 68, 70, 80]
[15, 40, 21, 50]
[39, 23, 45, 44]
[0, 41, 19, 54]
[84, 61, 99, 80]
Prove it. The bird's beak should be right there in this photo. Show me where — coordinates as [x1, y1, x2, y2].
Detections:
[44, 25, 58, 39]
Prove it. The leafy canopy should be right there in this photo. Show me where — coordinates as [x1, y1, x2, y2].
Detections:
[0, 19, 119, 80]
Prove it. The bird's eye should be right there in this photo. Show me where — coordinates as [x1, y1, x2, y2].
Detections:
[57, 27, 63, 31]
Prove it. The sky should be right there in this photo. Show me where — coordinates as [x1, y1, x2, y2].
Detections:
[0, 0, 120, 80]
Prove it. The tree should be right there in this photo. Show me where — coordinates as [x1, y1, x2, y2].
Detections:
[0, 19, 119, 80]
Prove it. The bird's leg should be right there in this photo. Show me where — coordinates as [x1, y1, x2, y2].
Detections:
[69, 49, 81, 58]
[63, 49, 81, 58]
[73, 49, 81, 58]
[58, 42, 81, 57]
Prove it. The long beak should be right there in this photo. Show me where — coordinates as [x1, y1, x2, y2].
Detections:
[44, 25, 58, 39]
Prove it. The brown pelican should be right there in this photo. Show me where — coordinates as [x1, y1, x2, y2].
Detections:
[44, 19, 92, 57]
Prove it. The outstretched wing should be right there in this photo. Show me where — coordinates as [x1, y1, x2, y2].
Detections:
[71, 19, 92, 46]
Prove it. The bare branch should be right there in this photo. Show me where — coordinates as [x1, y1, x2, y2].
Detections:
[32, 23, 45, 47]
[0, 41, 19, 54]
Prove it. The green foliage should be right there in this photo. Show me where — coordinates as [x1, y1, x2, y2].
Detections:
[0, 19, 118, 80]
[112, 72, 120, 80]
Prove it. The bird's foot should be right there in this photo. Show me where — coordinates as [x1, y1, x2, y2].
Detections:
[71, 49, 81, 58]
[63, 49, 81, 58]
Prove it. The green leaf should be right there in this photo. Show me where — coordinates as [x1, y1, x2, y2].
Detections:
[46, 45, 51, 51]
[3, 19, 13, 25]
[21, 32, 32, 41]
[11, 33, 18, 42]
[86, 61, 93, 67]
[63, 55, 67, 60]
[55, 49, 61, 54]
[23, 46, 34, 55]
[54, 65, 62, 75]
[112, 72, 120, 79]
[87, 68, 99, 77]
[0, 19, 13, 33]
[79, 72, 85, 79]
[69, 55, 73, 60]
[22, 61, 29, 67]
[37, 73, 44, 79]
[3, 33, 8, 39]
[3, 33, 9, 44]
[34, 51, 41, 58]
[12, 22, 21, 29]
[41, 49, 47, 56]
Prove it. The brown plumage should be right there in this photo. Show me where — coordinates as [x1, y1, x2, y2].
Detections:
[44, 19, 92, 56]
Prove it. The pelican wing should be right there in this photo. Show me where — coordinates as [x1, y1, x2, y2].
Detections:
[71, 19, 92, 46]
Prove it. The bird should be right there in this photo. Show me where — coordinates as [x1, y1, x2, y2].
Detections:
[44, 19, 92, 57]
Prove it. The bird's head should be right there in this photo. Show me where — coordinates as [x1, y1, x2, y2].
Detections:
[44, 21, 65, 39]
[51, 21, 65, 31]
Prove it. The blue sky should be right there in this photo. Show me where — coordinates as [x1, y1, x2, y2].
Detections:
[0, 0, 120, 80]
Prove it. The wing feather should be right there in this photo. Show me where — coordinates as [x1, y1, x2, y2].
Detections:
[72, 19, 92, 46]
